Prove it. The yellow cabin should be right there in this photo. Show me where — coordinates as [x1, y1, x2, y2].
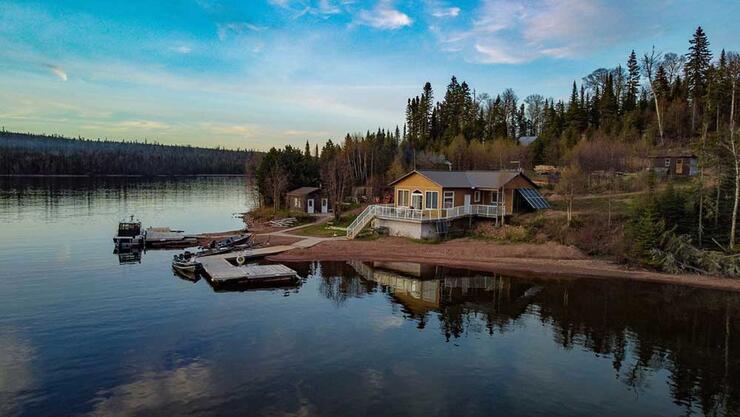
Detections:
[346, 169, 549, 239]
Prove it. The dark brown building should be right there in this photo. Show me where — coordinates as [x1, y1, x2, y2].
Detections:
[285, 187, 330, 214]
[650, 154, 698, 177]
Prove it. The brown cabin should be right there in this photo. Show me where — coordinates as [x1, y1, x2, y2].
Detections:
[285, 187, 331, 214]
[650, 154, 698, 177]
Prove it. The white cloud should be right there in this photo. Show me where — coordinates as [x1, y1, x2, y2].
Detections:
[356, 1, 412, 30]
[216, 22, 265, 40]
[438, 0, 630, 64]
[269, 0, 344, 18]
[171, 45, 192, 54]
[283, 129, 330, 137]
[317, 0, 341, 15]
[116, 120, 171, 130]
[475, 43, 531, 64]
[46, 64, 68, 81]
[431, 6, 460, 18]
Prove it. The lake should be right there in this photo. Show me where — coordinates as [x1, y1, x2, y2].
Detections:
[0, 177, 738, 417]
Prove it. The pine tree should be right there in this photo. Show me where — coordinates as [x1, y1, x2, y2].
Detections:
[599, 75, 619, 133]
[685, 26, 713, 132]
[625, 50, 640, 112]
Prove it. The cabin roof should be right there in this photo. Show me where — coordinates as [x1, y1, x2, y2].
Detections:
[518, 136, 538, 146]
[390, 170, 532, 189]
[286, 186, 320, 196]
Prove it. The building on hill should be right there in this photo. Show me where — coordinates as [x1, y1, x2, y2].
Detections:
[285, 187, 330, 214]
[346, 169, 549, 239]
[518, 136, 538, 146]
[649, 153, 698, 177]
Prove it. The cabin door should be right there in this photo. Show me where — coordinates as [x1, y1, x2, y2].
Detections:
[411, 191, 423, 210]
[464, 194, 471, 211]
[307, 198, 315, 214]
[321, 198, 328, 214]
[676, 158, 684, 175]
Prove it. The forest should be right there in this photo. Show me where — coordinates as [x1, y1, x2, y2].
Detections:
[0, 131, 260, 176]
[255, 27, 740, 275]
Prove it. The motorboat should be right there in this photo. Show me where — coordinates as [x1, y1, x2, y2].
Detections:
[114, 216, 144, 248]
[172, 251, 201, 280]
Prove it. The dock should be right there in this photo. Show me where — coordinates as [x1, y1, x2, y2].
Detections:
[199, 255, 297, 285]
[145, 227, 198, 248]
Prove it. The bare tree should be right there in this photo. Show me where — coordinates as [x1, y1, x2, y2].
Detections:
[556, 164, 586, 227]
[322, 149, 350, 222]
[723, 52, 740, 250]
[524, 94, 546, 135]
[642, 47, 665, 145]
[264, 163, 288, 210]
[662, 52, 686, 84]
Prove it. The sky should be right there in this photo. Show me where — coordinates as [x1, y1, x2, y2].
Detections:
[0, 0, 738, 150]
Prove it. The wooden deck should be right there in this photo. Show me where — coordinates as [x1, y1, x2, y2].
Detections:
[199, 257, 297, 284]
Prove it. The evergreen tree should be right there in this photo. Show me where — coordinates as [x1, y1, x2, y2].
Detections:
[599, 75, 619, 133]
[625, 50, 640, 112]
[685, 26, 713, 131]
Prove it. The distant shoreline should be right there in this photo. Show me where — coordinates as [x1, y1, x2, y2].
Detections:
[0, 174, 248, 178]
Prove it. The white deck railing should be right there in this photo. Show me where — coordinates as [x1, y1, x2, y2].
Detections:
[346, 204, 502, 239]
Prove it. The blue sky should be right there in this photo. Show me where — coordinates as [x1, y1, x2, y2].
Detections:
[1, 0, 738, 150]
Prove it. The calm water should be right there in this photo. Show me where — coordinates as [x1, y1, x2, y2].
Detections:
[0, 177, 739, 417]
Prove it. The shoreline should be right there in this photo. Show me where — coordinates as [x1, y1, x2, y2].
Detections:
[0, 174, 248, 178]
[267, 237, 740, 293]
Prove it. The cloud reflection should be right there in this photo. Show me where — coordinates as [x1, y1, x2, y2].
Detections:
[87, 361, 213, 417]
[0, 330, 36, 416]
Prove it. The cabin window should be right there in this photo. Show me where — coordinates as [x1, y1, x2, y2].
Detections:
[490, 190, 499, 204]
[397, 189, 410, 207]
[664, 158, 671, 168]
[473, 191, 481, 203]
[425, 191, 439, 209]
[411, 190, 423, 210]
[443, 191, 455, 209]
[294, 197, 301, 208]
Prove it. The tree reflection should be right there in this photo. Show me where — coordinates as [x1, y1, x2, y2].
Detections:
[333, 261, 740, 416]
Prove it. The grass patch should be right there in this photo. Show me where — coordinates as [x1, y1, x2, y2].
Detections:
[291, 213, 359, 237]
[247, 207, 314, 224]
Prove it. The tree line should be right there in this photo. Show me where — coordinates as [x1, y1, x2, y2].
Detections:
[0, 131, 260, 176]
[255, 26, 740, 273]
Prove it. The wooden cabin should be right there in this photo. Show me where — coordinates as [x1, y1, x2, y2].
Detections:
[388, 169, 550, 215]
[346, 170, 550, 240]
[285, 187, 330, 214]
[650, 154, 698, 177]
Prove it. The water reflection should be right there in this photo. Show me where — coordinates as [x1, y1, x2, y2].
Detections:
[314, 261, 740, 416]
[0, 329, 36, 417]
[3, 176, 740, 416]
[86, 361, 213, 417]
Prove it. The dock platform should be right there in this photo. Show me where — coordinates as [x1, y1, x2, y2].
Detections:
[199, 256, 297, 284]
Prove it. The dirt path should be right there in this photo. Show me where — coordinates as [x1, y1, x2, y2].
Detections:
[268, 237, 740, 293]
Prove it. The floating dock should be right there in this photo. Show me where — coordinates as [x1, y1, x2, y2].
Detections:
[199, 255, 297, 285]
[145, 227, 198, 248]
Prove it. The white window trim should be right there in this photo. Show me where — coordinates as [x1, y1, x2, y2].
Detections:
[490, 190, 499, 204]
[397, 188, 410, 207]
[664, 158, 671, 168]
[473, 190, 481, 203]
[424, 190, 439, 210]
[443, 191, 455, 209]
[411, 190, 423, 210]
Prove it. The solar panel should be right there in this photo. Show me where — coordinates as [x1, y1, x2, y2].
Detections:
[517, 188, 551, 210]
